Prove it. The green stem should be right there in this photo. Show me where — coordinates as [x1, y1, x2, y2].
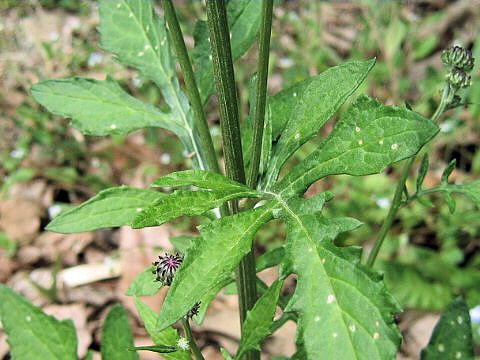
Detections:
[246, 0, 273, 190]
[162, 0, 220, 174]
[205, 0, 245, 184]
[182, 318, 205, 360]
[205, 2, 258, 359]
[366, 84, 452, 267]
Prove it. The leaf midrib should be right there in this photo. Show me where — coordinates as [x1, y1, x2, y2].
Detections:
[267, 192, 359, 359]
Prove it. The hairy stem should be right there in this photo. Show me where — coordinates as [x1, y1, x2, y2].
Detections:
[247, 0, 273, 190]
[205, 1, 258, 359]
[162, 0, 220, 174]
[366, 84, 452, 267]
[182, 318, 205, 360]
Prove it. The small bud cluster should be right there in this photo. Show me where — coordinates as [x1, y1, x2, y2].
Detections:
[441, 46, 474, 90]
[442, 46, 474, 72]
[152, 253, 183, 286]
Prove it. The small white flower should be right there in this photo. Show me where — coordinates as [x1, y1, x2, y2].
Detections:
[176, 337, 190, 351]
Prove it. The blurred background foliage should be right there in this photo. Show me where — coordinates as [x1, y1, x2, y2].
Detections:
[0, 0, 479, 355]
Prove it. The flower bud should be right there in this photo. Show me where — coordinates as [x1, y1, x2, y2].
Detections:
[152, 253, 183, 286]
[186, 302, 201, 319]
[446, 68, 472, 89]
[442, 46, 474, 72]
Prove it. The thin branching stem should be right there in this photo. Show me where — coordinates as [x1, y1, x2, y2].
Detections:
[182, 318, 205, 360]
[161, 0, 220, 174]
[247, 0, 274, 190]
[366, 84, 452, 267]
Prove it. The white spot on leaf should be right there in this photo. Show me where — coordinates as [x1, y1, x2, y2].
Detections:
[314, 316, 320, 322]
[355, 126, 361, 132]
[128, 12, 133, 18]
[110, 124, 117, 130]
[349, 324, 356, 332]
[327, 295, 335, 304]
[457, 316, 463, 324]
[293, 92, 297, 97]
[294, 132, 301, 140]
[138, 51, 144, 57]
[358, 140, 363, 145]
[321, 258, 326, 264]
[332, 332, 338, 338]
[456, 352, 462, 359]
[391, 143, 398, 150]
[144, 44, 151, 50]
[375, 320, 380, 327]
[379, 139, 384, 145]
[25, 316, 31, 322]
[136, 208, 143, 212]
[373, 332, 380, 340]
[438, 344, 445, 352]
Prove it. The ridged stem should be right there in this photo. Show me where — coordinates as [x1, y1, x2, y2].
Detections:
[162, 0, 220, 174]
[246, 0, 273, 190]
[205, 1, 258, 359]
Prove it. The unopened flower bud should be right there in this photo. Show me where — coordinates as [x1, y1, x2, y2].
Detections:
[442, 46, 474, 72]
[186, 302, 201, 319]
[446, 68, 472, 89]
[152, 253, 183, 286]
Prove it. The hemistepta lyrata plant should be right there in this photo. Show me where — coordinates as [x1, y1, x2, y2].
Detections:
[0, 1, 478, 360]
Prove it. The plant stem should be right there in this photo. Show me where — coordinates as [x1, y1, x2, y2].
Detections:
[161, 0, 220, 174]
[366, 84, 452, 267]
[246, 0, 273, 190]
[182, 318, 205, 360]
[205, 2, 258, 359]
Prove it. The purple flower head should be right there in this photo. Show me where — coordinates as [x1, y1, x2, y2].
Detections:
[153, 253, 183, 286]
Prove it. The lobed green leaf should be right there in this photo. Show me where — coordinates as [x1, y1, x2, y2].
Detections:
[132, 188, 262, 229]
[156, 204, 275, 330]
[262, 60, 376, 188]
[236, 280, 283, 359]
[101, 304, 138, 360]
[98, 0, 207, 170]
[273, 198, 401, 360]
[421, 298, 474, 360]
[31, 77, 181, 136]
[46, 186, 165, 233]
[152, 170, 253, 192]
[277, 95, 439, 197]
[0, 284, 78, 360]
